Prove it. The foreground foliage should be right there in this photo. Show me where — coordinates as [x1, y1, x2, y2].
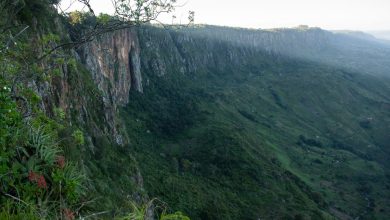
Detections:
[1, 0, 190, 218]
[0, 20, 86, 219]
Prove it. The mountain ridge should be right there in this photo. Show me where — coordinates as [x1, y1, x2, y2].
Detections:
[113, 25, 390, 219]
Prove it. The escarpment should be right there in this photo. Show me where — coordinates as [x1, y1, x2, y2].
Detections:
[3, 8, 390, 217]
[79, 28, 143, 105]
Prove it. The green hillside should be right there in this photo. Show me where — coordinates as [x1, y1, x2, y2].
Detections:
[1, 1, 390, 219]
[121, 27, 390, 219]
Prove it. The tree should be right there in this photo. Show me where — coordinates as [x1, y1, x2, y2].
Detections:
[39, 0, 191, 60]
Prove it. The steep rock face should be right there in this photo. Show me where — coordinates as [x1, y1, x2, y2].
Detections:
[138, 27, 187, 76]
[137, 27, 250, 76]
[183, 26, 331, 54]
[27, 20, 115, 144]
[79, 26, 389, 106]
[179, 25, 390, 76]
[21, 19, 148, 208]
[79, 28, 143, 105]
[76, 29, 143, 145]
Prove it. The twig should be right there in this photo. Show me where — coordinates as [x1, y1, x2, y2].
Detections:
[6, 25, 29, 49]
[3, 192, 30, 207]
[74, 198, 98, 213]
[0, 172, 12, 179]
[81, 210, 111, 219]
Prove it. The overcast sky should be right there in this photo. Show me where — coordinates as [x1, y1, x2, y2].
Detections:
[59, 0, 390, 31]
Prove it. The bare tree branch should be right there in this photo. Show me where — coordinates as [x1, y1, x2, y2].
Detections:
[77, 0, 95, 15]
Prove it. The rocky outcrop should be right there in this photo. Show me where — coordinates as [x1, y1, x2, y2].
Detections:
[73, 29, 144, 146]
[79, 28, 143, 106]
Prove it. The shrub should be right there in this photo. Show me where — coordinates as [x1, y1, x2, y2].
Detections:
[297, 135, 323, 147]
[72, 129, 85, 145]
[117, 199, 190, 220]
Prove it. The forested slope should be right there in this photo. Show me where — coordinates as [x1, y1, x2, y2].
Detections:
[1, 1, 389, 219]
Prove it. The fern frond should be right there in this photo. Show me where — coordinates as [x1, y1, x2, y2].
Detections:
[27, 125, 61, 165]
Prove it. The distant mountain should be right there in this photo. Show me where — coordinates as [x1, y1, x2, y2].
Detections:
[334, 30, 390, 46]
[332, 30, 377, 41]
[368, 30, 390, 41]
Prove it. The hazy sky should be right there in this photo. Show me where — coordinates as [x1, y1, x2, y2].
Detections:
[59, 0, 390, 30]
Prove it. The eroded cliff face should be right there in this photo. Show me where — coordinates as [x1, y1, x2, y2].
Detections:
[79, 29, 143, 105]
[19, 19, 150, 209]
[74, 29, 144, 145]
[74, 25, 390, 112]
[25, 19, 114, 148]
[62, 25, 390, 150]
[172, 25, 390, 76]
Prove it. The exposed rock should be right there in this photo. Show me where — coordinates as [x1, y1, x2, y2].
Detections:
[79, 28, 143, 106]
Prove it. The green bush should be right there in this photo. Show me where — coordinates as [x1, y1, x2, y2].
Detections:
[72, 129, 85, 145]
[117, 200, 190, 220]
[0, 25, 86, 219]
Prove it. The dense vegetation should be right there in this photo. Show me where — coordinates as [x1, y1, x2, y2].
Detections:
[1, 0, 390, 219]
[0, 1, 87, 219]
[121, 27, 390, 219]
[0, 0, 187, 219]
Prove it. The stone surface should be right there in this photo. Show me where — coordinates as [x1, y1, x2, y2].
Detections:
[79, 28, 143, 106]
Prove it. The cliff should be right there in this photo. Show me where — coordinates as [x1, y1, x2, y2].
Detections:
[80, 28, 143, 104]
[178, 25, 390, 76]
[116, 25, 390, 219]
[61, 24, 390, 219]
[2, 3, 390, 218]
